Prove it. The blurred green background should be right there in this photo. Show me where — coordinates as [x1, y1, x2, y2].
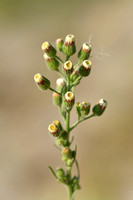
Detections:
[1, 0, 133, 199]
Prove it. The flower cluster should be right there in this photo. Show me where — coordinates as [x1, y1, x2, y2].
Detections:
[34, 34, 108, 200]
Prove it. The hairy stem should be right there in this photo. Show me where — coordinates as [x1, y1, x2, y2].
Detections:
[49, 87, 61, 95]
[67, 185, 74, 200]
[59, 106, 66, 121]
[57, 69, 66, 80]
[74, 60, 82, 70]
[66, 110, 70, 133]
[55, 55, 64, 64]
[66, 55, 70, 62]
[70, 113, 95, 131]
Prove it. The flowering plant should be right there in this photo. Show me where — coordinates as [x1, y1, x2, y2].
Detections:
[34, 34, 107, 200]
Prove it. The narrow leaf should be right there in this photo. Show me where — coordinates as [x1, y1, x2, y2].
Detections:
[48, 166, 57, 179]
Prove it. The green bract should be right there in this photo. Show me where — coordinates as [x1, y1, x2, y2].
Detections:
[34, 73, 50, 90]
[63, 34, 76, 56]
[56, 38, 64, 52]
[44, 54, 59, 71]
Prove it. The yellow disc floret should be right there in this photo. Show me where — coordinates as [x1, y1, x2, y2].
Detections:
[48, 124, 57, 133]
[34, 73, 43, 83]
[41, 42, 50, 51]
[82, 60, 92, 69]
[65, 91, 74, 101]
[64, 61, 73, 71]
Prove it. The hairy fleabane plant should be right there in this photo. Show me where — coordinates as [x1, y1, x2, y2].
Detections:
[34, 34, 108, 200]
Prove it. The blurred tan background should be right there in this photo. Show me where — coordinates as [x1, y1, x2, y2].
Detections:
[1, 0, 133, 199]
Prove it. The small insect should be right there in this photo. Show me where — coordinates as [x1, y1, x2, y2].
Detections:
[87, 34, 94, 58]
[88, 33, 94, 44]
[88, 35, 110, 59]
[97, 45, 110, 59]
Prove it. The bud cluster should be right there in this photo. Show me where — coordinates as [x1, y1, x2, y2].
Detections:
[75, 101, 91, 119]
[34, 34, 108, 200]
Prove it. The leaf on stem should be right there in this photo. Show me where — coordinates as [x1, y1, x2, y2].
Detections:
[70, 136, 74, 145]
[75, 160, 80, 180]
[48, 166, 57, 179]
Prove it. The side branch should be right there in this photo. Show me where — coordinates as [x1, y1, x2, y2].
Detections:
[55, 55, 64, 64]
[49, 87, 61, 96]
[70, 114, 95, 131]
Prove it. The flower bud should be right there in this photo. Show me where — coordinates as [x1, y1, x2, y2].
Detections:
[80, 102, 91, 116]
[66, 159, 73, 166]
[56, 168, 65, 179]
[41, 42, 56, 57]
[56, 138, 68, 147]
[62, 147, 72, 158]
[72, 176, 79, 186]
[60, 130, 68, 140]
[44, 53, 59, 71]
[64, 91, 75, 110]
[62, 156, 67, 162]
[63, 34, 76, 56]
[34, 73, 50, 90]
[56, 38, 64, 51]
[56, 130, 69, 147]
[56, 78, 67, 93]
[72, 176, 80, 191]
[78, 43, 91, 61]
[53, 120, 63, 131]
[53, 92, 62, 107]
[48, 123, 59, 137]
[70, 67, 79, 82]
[93, 99, 108, 116]
[79, 60, 91, 77]
[63, 61, 73, 75]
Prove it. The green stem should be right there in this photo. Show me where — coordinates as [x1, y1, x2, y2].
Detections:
[65, 72, 74, 199]
[66, 55, 70, 62]
[66, 75, 70, 133]
[49, 87, 61, 96]
[66, 110, 70, 133]
[67, 185, 74, 200]
[70, 113, 95, 131]
[74, 60, 82, 70]
[69, 76, 82, 90]
[67, 75, 70, 91]
[66, 165, 73, 200]
[72, 86, 75, 94]
[57, 70, 66, 80]
[55, 55, 64, 64]
[59, 106, 66, 121]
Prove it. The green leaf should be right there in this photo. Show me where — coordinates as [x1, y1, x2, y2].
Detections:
[48, 166, 57, 179]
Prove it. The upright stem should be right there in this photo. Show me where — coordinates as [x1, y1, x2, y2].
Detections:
[57, 70, 66, 80]
[74, 59, 82, 70]
[67, 185, 74, 200]
[67, 75, 70, 91]
[66, 110, 70, 133]
[66, 165, 73, 200]
[59, 106, 66, 121]
[66, 74, 70, 134]
[65, 73, 74, 199]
